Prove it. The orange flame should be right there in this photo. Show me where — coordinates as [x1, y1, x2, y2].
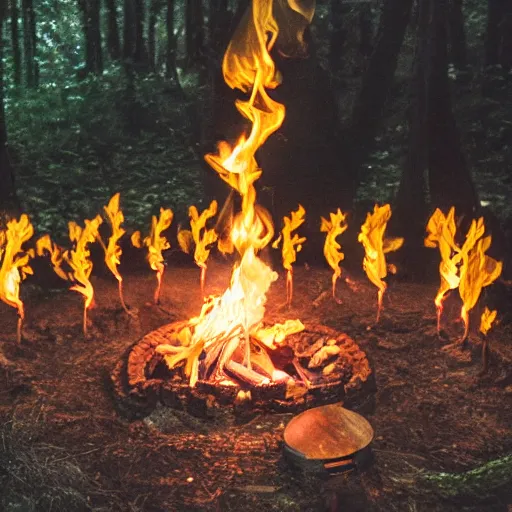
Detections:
[177, 201, 218, 296]
[479, 307, 497, 337]
[424, 207, 462, 333]
[358, 204, 403, 322]
[321, 208, 348, 302]
[458, 221, 502, 341]
[101, 193, 132, 315]
[272, 204, 306, 306]
[0, 215, 35, 342]
[132, 208, 173, 304]
[158, 0, 315, 386]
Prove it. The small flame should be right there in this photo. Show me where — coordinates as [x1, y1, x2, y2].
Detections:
[320, 208, 348, 302]
[0, 215, 35, 325]
[132, 208, 173, 304]
[272, 204, 306, 306]
[479, 307, 497, 336]
[358, 204, 403, 322]
[177, 201, 218, 296]
[425, 207, 462, 333]
[458, 221, 502, 341]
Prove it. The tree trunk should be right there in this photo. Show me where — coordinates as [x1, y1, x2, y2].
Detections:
[427, 0, 477, 214]
[394, 0, 430, 277]
[134, 0, 147, 66]
[358, 4, 373, 61]
[0, 5, 20, 218]
[148, 0, 158, 71]
[341, 0, 413, 206]
[22, 0, 37, 87]
[79, 0, 103, 75]
[209, 0, 230, 55]
[105, 0, 121, 61]
[165, 0, 177, 79]
[10, 0, 22, 86]
[485, 0, 505, 67]
[123, 0, 135, 61]
[447, 0, 467, 70]
[500, 2, 512, 71]
[185, 0, 205, 67]
[328, 0, 347, 73]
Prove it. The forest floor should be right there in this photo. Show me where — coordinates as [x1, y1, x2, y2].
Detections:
[1, 259, 512, 512]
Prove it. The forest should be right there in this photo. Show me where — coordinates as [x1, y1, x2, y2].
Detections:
[1, 0, 512, 510]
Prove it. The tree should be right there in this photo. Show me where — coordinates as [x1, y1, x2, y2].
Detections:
[395, 0, 478, 273]
[148, 0, 160, 70]
[328, 0, 348, 73]
[0, 3, 20, 218]
[447, 0, 467, 71]
[22, 0, 38, 87]
[340, 0, 413, 206]
[134, 0, 146, 66]
[165, 0, 178, 80]
[123, 0, 135, 61]
[78, 0, 103, 75]
[185, 0, 205, 67]
[10, 0, 22, 86]
[105, 0, 121, 61]
[485, 0, 512, 71]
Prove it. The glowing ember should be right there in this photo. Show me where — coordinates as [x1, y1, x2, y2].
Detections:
[358, 204, 403, 323]
[272, 204, 307, 306]
[178, 201, 218, 297]
[458, 221, 502, 342]
[321, 208, 348, 303]
[0, 214, 35, 343]
[156, 0, 315, 387]
[100, 193, 132, 315]
[424, 207, 462, 334]
[132, 208, 174, 304]
[38, 215, 103, 335]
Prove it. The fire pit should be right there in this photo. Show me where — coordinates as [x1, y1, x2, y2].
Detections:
[111, 320, 374, 419]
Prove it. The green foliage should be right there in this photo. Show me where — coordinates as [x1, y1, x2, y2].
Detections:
[6, 68, 202, 237]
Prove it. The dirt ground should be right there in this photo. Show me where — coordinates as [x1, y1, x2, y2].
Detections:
[1, 257, 512, 512]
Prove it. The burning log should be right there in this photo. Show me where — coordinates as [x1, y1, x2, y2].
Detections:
[131, 208, 173, 304]
[358, 204, 403, 323]
[99, 193, 133, 316]
[320, 208, 348, 303]
[272, 205, 307, 306]
[177, 200, 218, 297]
[0, 214, 35, 343]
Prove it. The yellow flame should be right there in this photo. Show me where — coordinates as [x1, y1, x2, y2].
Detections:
[459, 226, 502, 340]
[67, 216, 103, 310]
[321, 208, 348, 300]
[0, 214, 35, 319]
[424, 207, 462, 330]
[160, 0, 314, 385]
[178, 200, 218, 270]
[358, 204, 403, 321]
[479, 307, 497, 336]
[132, 208, 173, 302]
[272, 204, 306, 305]
[102, 193, 125, 283]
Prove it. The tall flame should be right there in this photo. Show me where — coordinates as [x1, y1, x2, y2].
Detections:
[38, 216, 102, 335]
[458, 222, 502, 341]
[321, 208, 348, 302]
[358, 204, 403, 323]
[177, 201, 219, 297]
[157, 0, 315, 386]
[101, 193, 132, 315]
[131, 208, 173, 304]
[272, 204, 307, 306]
[0, 215, 35, 343]
[424, 207, 462, 333]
